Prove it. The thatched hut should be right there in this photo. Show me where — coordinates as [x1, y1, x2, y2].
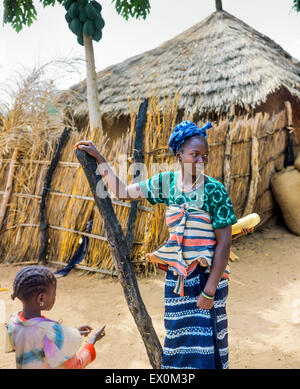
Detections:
[69, 2, 300, 145]
[1, 2, 299, 274]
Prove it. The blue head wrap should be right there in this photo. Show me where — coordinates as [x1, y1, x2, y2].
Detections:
[168, 121, 212, 155]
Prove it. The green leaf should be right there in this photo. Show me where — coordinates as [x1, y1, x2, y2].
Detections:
[3, 0, 66, 32]
[292, 0, 300, 12]
[112, 0, 150, 21]
[3, 0, 37, 32]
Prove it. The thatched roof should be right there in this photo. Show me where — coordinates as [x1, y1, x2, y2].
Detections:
[70, 9, 300, 120]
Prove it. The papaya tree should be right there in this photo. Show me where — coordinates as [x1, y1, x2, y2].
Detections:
[292, 0, 300, 11]
[3, 0, 151, 130]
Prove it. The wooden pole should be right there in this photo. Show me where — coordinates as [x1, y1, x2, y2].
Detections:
[223, 105, 235, 194]
[38, 127, 71, 264]
[243, 115, 261, 217]
[0, 148, 18, 231]
[75, 149, 163, 369]
[126, 99, 148, 255]
[284, 101, 295, 167]
[215, 0, 223, 11]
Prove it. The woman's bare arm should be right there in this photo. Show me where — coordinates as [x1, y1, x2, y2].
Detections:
[73, 140, 146, 201]
[196, 225, 231, 310]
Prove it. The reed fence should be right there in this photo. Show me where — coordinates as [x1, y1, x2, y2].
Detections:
[0, 93, 291, 275]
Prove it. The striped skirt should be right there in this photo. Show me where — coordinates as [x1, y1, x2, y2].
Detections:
[161, 264, 229, 369]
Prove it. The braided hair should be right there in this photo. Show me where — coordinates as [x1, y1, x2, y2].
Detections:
[11, 265, 56, 301]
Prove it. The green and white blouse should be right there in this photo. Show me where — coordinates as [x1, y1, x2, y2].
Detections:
[139, 171, 237, 230]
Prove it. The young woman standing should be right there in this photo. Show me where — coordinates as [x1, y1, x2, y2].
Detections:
[73, 120, 238, 369]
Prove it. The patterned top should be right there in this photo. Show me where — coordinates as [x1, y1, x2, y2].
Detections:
[5, 312, 95, 369]
[139, 171, 237, 229]
[139, 171, 237, 295]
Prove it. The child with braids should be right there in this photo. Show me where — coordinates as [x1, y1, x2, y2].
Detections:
[5, 265, 105, 369]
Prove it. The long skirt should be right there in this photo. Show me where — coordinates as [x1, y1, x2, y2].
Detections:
[161, 263, 229, 369]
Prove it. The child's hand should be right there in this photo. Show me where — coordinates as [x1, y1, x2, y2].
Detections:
[73, 140, 102, 161]
[78, 325, 93, 337]
[88, 325, 106, 345]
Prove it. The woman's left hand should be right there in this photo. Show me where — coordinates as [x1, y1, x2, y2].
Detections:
[232, 226, 254, 240]
[196, 293, 214, 310]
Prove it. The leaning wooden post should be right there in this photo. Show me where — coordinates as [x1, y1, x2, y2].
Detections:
[0, 148, 18, 231]
[126, 99, 148, 255]
[38, 127, 71, 264]
[75, 149, 163, 369]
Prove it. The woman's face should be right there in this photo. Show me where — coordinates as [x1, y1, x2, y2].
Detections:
[176, 136, 208, 176]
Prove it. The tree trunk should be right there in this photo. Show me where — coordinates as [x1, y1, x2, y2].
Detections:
[83, 34, 102, 131]
[215, 0, 223, 11]
[126, 99, 148, 254]
[75, 149, 163, 369]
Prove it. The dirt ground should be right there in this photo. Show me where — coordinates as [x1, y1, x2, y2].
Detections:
[1, 218, 300, 369]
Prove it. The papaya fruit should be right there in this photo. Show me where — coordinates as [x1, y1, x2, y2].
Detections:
[65, 12, 72, 23]
[68, 2, 80, 18]
[77, 34, 84, 46]
[79, 8, 87, 22]
[94, 14, 105, 30]
[83, 20, 94, 36]
[84, 2, 98, 19]
[92, 26, 102, 42]
[91, 0, 102, 13]
[69, 18, 83, 36]
[64, 0, 75, 11]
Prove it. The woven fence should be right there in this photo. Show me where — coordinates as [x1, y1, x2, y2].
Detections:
[0, 94, 290, 275]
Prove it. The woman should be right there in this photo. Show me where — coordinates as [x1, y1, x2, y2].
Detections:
[73, 121, 237, 369]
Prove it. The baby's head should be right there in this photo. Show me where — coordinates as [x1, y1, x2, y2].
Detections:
[11, 265, 57, 311]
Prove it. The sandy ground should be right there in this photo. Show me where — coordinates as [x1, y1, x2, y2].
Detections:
[1, 218, 300, 369]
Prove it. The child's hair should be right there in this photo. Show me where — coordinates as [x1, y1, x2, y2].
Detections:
[11, 265, 56, 301]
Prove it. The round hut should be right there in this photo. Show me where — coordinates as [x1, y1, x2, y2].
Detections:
[70, 1, 300, 145]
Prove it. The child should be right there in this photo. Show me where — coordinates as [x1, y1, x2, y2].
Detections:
[5, 265, 105, 369]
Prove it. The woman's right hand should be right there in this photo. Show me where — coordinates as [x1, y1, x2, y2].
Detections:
[88, 325, 106, 345]
[73, 140, 102, 161]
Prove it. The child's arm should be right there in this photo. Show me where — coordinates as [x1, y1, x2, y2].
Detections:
[62, 343, 96, 369]
[61, 325, 105, 369]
